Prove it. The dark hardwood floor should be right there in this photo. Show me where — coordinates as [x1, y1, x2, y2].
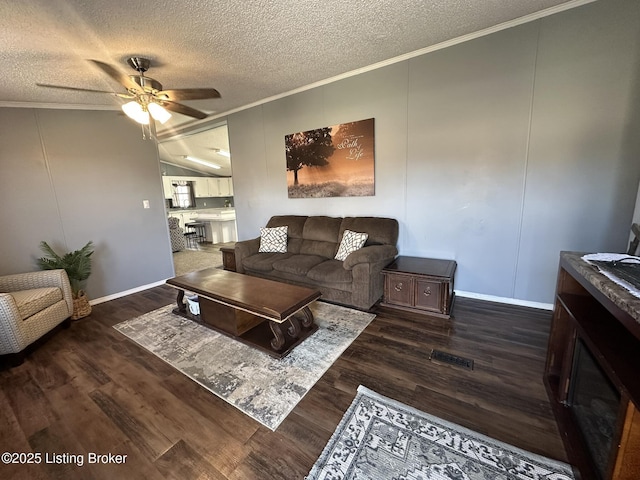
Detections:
[0, 286, 567, 479]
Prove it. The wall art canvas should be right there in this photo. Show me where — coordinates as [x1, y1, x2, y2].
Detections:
[285, 118, 375, 198]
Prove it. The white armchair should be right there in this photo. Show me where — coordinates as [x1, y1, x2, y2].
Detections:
[0, 269, 73, 361]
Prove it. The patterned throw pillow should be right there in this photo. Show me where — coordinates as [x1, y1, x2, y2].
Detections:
[259, 226, 288, 253]
[335, 230, 368, 261]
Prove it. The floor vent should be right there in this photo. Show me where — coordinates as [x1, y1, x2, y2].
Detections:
[429, 349, 474, 370]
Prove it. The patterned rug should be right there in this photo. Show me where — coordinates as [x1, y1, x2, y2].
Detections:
[113, 302, 375, 430]
[307, 386, 575, 480]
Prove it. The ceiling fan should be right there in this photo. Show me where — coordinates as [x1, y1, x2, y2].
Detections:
[37, 57, 220, 125]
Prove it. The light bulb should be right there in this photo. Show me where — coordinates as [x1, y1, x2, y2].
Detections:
[122, 101, 150, 125]
[148, 102, 172, 124]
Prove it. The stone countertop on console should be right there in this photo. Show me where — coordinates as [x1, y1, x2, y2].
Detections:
[561, 251, 640, 324]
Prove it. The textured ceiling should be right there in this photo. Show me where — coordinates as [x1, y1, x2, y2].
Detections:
[0, 0, 587, 173]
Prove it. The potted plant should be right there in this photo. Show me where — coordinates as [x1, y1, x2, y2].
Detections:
[37, 241, 95, 319]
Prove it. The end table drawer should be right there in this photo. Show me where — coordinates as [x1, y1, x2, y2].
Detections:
[385, 273, 413, 307]
[414, 279, 442, 311]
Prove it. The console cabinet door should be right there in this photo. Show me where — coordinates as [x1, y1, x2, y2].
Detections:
[385, 273, 413, 307]
[414, 279, 442, 312]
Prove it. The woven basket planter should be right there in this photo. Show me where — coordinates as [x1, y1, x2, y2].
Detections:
[72, 290, 92, 320]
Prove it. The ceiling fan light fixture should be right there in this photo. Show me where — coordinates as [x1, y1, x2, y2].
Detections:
[122, 101, 149, 125]
[148, 102, 172, 124]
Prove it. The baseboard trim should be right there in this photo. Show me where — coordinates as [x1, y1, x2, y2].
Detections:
[455, 290, 553, 311]
[89, 281, 553, 311]
[89, 280, 169, 306]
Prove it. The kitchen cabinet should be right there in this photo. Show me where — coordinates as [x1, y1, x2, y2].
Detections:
[162, 177, 174, 199]
[163, 176, 233, 199]
[218, 177, 232, 196]
[193, 179, 210, 198]
[206, 177, 233, 197]
[206, 178, 221, 197]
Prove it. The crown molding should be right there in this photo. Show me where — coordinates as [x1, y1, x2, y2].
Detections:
[0, 101, 119, 110]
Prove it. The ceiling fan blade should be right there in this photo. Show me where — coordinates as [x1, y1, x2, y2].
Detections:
[156, 88, 221, 101]
[37, 83, 113, 94]
[88, 60, 142, 93]
[36, 83, 133, 99]
[161, 101, 208, 119]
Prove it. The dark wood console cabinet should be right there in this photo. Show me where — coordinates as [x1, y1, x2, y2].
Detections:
[220, 245, 236, 272]
[381, 256, 456, 318]
[545, 252, 640, 480]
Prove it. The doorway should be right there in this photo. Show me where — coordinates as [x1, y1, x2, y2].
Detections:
[157, 123, 235, 275]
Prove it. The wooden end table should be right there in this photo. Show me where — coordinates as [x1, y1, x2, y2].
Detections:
[166, 268, 321, 358]
[381, 256, 456, 318]
[220, 245, 236, 271]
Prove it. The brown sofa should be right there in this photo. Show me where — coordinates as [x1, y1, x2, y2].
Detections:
[234, 215, 399, 310]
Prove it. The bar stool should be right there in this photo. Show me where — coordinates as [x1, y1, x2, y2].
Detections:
[185, 222, 206, 243]
[184, 230, 198, 248]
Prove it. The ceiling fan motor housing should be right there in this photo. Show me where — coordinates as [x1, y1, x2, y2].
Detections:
[130, 75, 163, 92]
[127, 57, 151, 73]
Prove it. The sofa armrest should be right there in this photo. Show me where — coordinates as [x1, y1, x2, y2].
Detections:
[343, 245, 398, 270]
[234, 238, 261, 274]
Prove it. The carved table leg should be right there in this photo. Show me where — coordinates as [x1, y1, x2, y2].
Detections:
[269, 322, 286, 351]
[287, 316, 301, 338]
[176, 289, 187, 313]
[299, 306, 314, 328]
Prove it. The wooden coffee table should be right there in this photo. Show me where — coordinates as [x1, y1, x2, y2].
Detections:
[166, 268, 322, 358]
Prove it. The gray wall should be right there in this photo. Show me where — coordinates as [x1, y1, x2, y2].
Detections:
[229, 0, 640, 305]
[0, 108, 174, 300]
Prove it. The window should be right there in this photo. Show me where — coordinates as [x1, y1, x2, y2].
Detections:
[173, 180, 194, 208]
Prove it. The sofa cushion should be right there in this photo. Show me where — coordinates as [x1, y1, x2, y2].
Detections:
[266, 216, 307, 239]
[335, 230, 369, 261]
[259, 226, 288, 253]
[11, 287, 63, 320]
[340, 217, 399, 246]
[266, 215, 309, 254]
[299, 216, 342, 258]
[243, 252, 294, 272]
[307, 260, 353, 284]
[273, 255, 326, 276]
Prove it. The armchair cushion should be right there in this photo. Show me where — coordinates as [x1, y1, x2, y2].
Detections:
[10, 287, 63, 320]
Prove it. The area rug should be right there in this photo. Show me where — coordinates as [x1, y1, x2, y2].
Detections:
[113, 302, 375, 430]
[307, 385, 575, 480]
[172, 249, 223, 276]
